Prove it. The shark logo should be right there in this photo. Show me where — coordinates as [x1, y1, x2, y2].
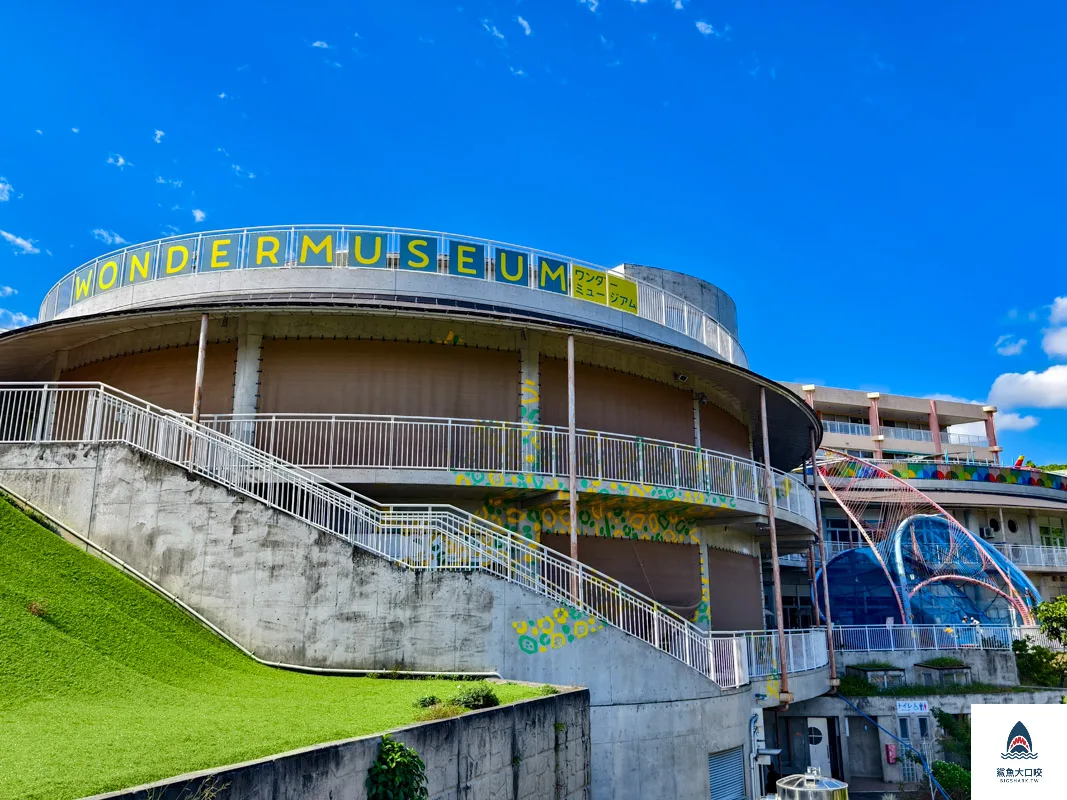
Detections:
[1002, 721, 1038, 760]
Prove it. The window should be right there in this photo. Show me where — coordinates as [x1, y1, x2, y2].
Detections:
[899, 718, 910, 740]
[990, 517, 1001, 533]
[1039, 516, 1065, 547]
[1008, 519, 1018, 534]
[808, 726, 823, 745]
[918, 717, 930, 740]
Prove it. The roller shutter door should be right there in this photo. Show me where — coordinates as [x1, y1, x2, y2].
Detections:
[708, 746, 745, 800]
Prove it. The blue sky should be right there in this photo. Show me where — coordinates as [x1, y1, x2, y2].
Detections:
[1, 1, 1066, 463]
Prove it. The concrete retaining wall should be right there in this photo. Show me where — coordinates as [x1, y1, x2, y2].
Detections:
[838, 646, 1020, 686]
[88, 691, 590, 800]
[0, 442, 796, 800]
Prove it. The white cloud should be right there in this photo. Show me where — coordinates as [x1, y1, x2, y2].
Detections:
[91, 229, 126, 246]
[192, 209, 206, 222]
[218, 92, 227, 99]
[0, 309, 35, 332]
[672, 0, 686, 8]
[311, 40, 329, 48]
[482, 19, 505, 41]
[1050, 297, 1067, 325]
[156, 175, 183, 188]
[0, 286, 16, 297]
[517, 16, 531, 36]
[0, 230, 40, 255]
[153, 129, 165, 144]
[989, 365, 1067, 409]
[71, 127, 79, 133]
[216, 146, 230, 156]
[0, 178, 11, 202]
[34, 129, 42, 135]
[998, 412, 1040, 432]
[1042, 327, 1067, 358]
[579, 0, 599, 12]
[995, 334, 1027, 356]
[106, 153, 132, 169]
[509, 66, 526, 77]
[696, 21, 731, 38]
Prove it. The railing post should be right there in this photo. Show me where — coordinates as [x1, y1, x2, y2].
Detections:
[447, 418, 453, 470]
[637, 439, 645, 484]
[328, 415, 336, 468]
[596, 432, 603, 479]
[653, 606, 660, 649]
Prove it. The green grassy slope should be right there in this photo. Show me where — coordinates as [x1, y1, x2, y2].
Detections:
[0, 497, 539, 799]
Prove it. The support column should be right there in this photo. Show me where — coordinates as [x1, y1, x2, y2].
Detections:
[867, 392, 883, 460]
[810, 428, 837, 684]
[692, 393, 702, 450]
[928, 399, 943, 455]
[567, 334, 579, 601]
[759, 386, 791, 703]
[233, 315, 265, 443]
[983, 405, 1002, 465]
[191, 313, 209, 424]
[520, 334, 541, 472]
[801, 383, 817, 409]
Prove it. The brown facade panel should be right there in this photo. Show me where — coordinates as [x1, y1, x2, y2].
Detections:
[540, 534, 702, 619]
[61, 344, 236, 415]
[540, 358, 695, 444]
[700, 402, 751, 458]
[706, 548, 763, 631]
[258, 340, 520, 420]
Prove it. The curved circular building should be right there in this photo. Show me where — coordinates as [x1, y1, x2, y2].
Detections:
[0, 225, 828, 799]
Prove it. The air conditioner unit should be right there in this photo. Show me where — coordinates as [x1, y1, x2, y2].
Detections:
[978, 527, 994, 540]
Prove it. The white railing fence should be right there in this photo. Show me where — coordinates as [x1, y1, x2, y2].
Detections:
[196, 413, 816, 524]
[832, 625, 1065, 653]
[742, 629, 830, 678]
[0, 382, 758, 688]
[993, 543, 1067, 569]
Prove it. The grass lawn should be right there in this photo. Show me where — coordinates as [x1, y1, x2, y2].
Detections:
[0, 497, 543, 800]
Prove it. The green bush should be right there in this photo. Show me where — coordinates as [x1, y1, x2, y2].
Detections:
[537, 684, 560, 696]
[931, 760, 970, 800]
[366, 735, 428, 800]
[917, 657, 967, 669]
[413, 695, 439, 708]
[450, 681, 500, 710]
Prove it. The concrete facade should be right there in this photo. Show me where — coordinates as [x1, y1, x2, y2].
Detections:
[837, 648, 1020, 686]
[0, 441, 829, 800]
[87, 691, 591, 800]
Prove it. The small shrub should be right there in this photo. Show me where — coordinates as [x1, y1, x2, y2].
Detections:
[366, 735, 428, 800]
[1013, 639, 1067, 687]
[918, 657, 967, 669]
[26, 601, 48, 618]
[537, 684, 560, 696]
[414, 703, 465, 722]
[850, 660, 897, 670]
[838, 673, 877, 695]
[931, 760, 971, 800]
[450, 681, 499, 710]
[413, 695, 440, 708]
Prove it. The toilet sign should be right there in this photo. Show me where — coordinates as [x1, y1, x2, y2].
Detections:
[897, 700, 930, 714]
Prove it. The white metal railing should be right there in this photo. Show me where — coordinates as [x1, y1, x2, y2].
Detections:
[779, 540, 859, 565]
[882, 427, 934, 443]
[0, 382, 754, 688]
[742, 629, 830, 678]
[822, 420, 872, 437]
[35, 225, 748, 367]
[944, 431, 989, 447]
[195, 412, 817, 525]
[832, 625, 1064, 652]
[993, 542, 1067, 569]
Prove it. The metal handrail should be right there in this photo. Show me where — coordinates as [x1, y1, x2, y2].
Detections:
[943, 431, 989, 446]
[992, 542, 1067, 569]
[821, 420, 872, 437]
[831, 624, 1064, 652]
[194, 412, 816, 525]
[0, 382, 753, 688]
[35, 225, 747, 367]
[738, 629, 829, 678]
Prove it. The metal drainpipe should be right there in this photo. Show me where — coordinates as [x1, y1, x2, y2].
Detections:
[759, 387, 791, 704]
[191, 313, 209, 424]
[810, 427, 838, 684]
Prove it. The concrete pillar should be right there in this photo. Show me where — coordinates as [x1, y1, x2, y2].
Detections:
[50, 350, 69, 381]
[801, 384, 816, 409]
[692, 393, 702, 450]
[520, 334, 540, 471]
[1028, 514, 1041, 547]
[983, 405, 1002, 465]
[697, 532, 711, 630]
[928, 399, 943, 455]
[867, 392, 883, 460]
[232, 315, 265, 443]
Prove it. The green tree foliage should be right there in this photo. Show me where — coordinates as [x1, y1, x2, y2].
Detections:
[366, 735, 429, 800]
[1034, 595, 1067, 647]
[931, 709, 970, 770]
[1012, 639, 1067, 687]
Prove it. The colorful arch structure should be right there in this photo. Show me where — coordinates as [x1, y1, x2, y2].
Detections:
[814, 449, 1039, 626]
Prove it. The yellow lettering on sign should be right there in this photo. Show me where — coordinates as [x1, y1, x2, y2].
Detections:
[498, 251, 524, 282]
[405, 238, 430, 269]
[352, 235, 382, 265]
[98, 260, 119, 290]
[128, 250, 152, 283]
[300, 234, 333, 263]
[608, 273, 639, 314]
[256, 236, 280, 265]
[211, 238, 232, 269]
[166, 245, 189, 274]
[539, 260, 567, 292]
[573, 265, 607, 305]
[75, 270, 95, 300]
[455, 245, 477, 275]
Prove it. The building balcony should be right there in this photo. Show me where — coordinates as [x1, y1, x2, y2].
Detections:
[198, 412, 818, 529]
[943, 431, 989, 447]
[882, 426, 933, 443]
[992, 542, 1067, 572]
[822, 420, 872, 437]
